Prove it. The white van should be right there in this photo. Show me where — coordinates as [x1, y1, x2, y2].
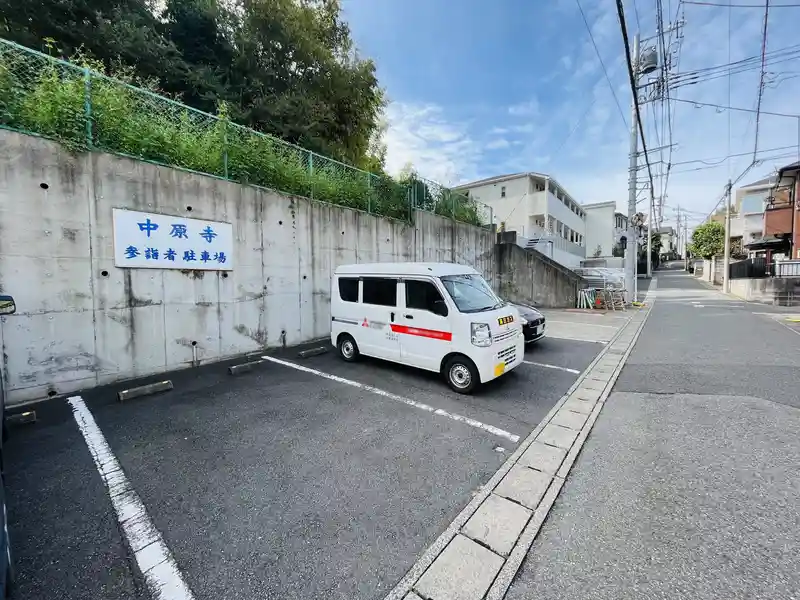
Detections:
[330, 262, 524, 394]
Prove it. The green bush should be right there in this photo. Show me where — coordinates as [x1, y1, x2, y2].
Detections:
[0, 41, 487, 228]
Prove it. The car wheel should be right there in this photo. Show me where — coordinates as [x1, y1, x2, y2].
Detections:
[444, 356, 479, 394]
[337, 335, 359, 363]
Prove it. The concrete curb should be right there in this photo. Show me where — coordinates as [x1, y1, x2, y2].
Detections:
[384, 282, 658, 600]
[228, 360, 265, 375]
[297, 346, 329, 359]
[117, 380, 173, 402]
[6, 410, 36, 426]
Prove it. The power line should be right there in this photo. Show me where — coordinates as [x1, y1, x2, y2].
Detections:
[672, 97, 800, 118]
[683, 0, 800, 6]
[669, 144, 800, 166]
[633, 0, 642, 31]
[668, 151, 798, 174]
[615, 0, 656, 208]
[575, 0, 629, 130]
[668, 44, 800, 87]
[752, 0, 771, 162]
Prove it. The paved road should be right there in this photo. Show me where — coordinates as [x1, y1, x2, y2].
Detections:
[505, 269, 800, 600]
[5, 309, 624, 600]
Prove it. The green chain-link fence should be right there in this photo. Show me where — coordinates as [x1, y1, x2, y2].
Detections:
[0, 37, 492, 228]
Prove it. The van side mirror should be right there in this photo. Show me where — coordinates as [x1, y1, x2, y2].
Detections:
[432, 299, 448, 317]
[0, 295, 15, 315]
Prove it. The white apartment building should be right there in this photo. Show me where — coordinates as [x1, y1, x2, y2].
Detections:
[455, 172, 586, 267]
[583, 202, 628, 258]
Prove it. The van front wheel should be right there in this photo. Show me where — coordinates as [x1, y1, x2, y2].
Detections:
[444, 356, 479, 394]
[337, 334, 359, 362]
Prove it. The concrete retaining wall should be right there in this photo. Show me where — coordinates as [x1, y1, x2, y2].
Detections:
[0, 131, 494, 405]
[729, 277, 800, 305]
[495, 241, 584, 308]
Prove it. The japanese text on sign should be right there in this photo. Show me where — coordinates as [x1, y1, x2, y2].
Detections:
[112, 209, 234, 271]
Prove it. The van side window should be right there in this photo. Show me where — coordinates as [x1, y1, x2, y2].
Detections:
[362, 278, 397, 307]
[406, 280, 447, 315]
[338, 278, 359, 302]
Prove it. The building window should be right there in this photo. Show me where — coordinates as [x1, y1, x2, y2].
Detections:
[500, 186, 506, 198]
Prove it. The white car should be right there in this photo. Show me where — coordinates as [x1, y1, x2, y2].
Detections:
[330, 263, 525, 394]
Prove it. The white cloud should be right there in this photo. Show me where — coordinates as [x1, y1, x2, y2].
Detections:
[376, 2, 800, 231]
[486, 139, 510, 150]
[508, 98, 540, 117]
[382, 103, 482, 185]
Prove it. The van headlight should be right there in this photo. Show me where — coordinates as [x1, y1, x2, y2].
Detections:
[471, 322, 492, 347]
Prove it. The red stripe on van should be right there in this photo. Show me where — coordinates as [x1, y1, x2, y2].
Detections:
[390, 324, 452, 341]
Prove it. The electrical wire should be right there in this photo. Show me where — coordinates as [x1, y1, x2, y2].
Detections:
[575, 0, 629, 131]
[615, 0, 657, 219]
[668, 44, 800, 87]
[753, 0, 771, 162]
[671, 97, 800, 118]
[682, 1, 800, 6]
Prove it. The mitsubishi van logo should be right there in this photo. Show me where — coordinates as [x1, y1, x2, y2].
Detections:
[362, 318, 369, 327]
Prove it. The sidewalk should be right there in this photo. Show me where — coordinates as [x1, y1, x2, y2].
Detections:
[504, 269, 800, 600]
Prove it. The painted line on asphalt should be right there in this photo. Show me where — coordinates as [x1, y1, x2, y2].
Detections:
[545, 320, 619, 329]
[68, 396, 195, 600]
[382, 280, 658, 600]
[485, 282, 659, 600]
[522, 360, 580, 375]
[545, 335, 608, 344]
[772, 317, 800, 338]
[260, 355, 520, 443]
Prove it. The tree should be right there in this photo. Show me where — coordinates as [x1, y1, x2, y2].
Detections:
[650, 231, 663, 255]
[592, 245, 602, 258]
[689, 221, 725, 259]
[1, 0, 385, 167]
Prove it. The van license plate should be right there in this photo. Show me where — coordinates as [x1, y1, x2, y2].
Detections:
[498, 315, 514, 326]
[494, 363, 505, 376]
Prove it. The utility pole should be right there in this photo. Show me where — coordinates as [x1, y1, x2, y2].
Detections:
[646, 196, 653, 277]
[723, 179, 732, 293]
[625, 33, 640, 302]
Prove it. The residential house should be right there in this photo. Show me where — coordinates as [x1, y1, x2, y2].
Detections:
[730, 174, 777, 254]
[454, 172, 586, 268]
[654, 226, 676, 260]
[761, 160, 800, 259]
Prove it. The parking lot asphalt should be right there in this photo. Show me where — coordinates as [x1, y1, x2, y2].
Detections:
[5, 309, 628, 600]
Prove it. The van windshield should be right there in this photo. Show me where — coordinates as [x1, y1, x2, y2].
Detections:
[440, 274, 503, 313]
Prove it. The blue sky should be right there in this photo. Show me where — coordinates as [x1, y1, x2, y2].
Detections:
[342, 0, 800, 229]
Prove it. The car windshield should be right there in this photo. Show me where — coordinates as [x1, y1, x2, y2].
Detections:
[440, 274, 503, 313]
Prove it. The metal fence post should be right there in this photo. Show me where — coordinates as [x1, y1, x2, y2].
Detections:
[308, 152, 314, 199]
[366, 172, 371, 214]
[222, 119, 228, 180]
[83, 67, 92, 148]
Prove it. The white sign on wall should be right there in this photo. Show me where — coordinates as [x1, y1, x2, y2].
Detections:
[112, 208, 234, 270]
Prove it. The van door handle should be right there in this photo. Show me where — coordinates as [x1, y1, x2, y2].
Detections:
[404, 314, 414, 319]
[390, 312, 395, 321]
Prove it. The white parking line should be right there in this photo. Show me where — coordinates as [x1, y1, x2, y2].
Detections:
[522, 360, 580, 374]
[545, 335, 608, 345]
[545, 320, 619, 329]
[260, 355, 520, 443]
[68, 396, 194, 600]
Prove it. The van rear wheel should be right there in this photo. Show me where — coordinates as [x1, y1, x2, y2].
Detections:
[444, 356, 479, 394]
[337, 334, 359, 362]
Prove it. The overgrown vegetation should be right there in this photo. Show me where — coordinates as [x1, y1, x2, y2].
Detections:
[0, 39, 486, 225]
[0, 0, 487, 226]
